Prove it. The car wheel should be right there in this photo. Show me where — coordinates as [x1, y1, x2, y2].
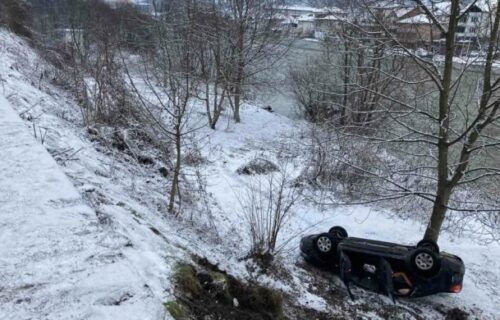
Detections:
[328, 226, 348, 239]
[410, 248, 440, 277]
[315, 233, 337, 256]
[417, 239, 439, 253]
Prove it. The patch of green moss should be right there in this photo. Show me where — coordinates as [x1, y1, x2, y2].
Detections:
[209, 270, 226, 282]
[174, 263, 202, 297]
[164, 300, 187, 320]
[209, 271, 232, 303]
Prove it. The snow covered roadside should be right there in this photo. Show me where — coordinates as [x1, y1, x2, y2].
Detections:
[0, 30, 192, 320]
[0, 94, 165, 319]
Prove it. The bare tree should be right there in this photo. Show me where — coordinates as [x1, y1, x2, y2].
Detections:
[34, 0, 145, 127]
[187, 0, 232, 129]
[124, 3, 203, 214]
[302, 0, 500, 242]
[221, 0, 287, 123]
[367, 0, 500, 241]
[0, 0, 32, 38]
[290, 14, 404, 126]
[167, 0, 288, 129]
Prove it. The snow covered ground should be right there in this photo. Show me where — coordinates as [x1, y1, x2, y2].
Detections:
[0, 93, 172, 319]
[0, 30, 187, 320]
[1, 28, 499, 319]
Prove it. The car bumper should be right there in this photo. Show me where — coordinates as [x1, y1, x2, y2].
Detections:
[410, 254, 465, 297]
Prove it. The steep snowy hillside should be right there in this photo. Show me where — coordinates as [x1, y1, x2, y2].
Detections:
[0, 30, 187, 320]
[1, 28, 499, 320]
[0, 94, 174, 319]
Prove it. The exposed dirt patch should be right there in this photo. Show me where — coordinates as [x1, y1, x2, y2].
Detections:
[166, 256, 339, 320]
[445, 307, 469, 320]
[169, 260, 282, 319]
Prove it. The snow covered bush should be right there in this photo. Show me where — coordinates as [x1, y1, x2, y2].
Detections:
[300, 126, 381, 195]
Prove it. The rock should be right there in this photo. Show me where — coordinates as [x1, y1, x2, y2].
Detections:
[95, 210, 112, 225]
[159, 167, 169, 177]
[445, 308, 469, 320]
[82, 184, 95, 193]
[111, 131, 127, 151]
[138, 155, 154, 165]
[237, 158, 279, 175]
[196, 270, 231, 303]
[262, 105, 273, 112]
[87, 127, 99, 136]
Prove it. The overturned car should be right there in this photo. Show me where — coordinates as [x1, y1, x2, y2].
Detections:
[300, 226, 465, 300]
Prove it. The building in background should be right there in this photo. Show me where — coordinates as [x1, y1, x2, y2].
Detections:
[273, 5, 346, 38]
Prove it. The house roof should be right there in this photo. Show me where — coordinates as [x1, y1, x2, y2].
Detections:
[275, 5, 344, 15]
[315, 14, 342, 21]
[370, 0, 407, 9]
[431, 1, 489, 16]
[321, 7, 345, 14]
[395, 7, 414, 18]
[398, 14, 432, 24]
[276, 5, 326, 13]
[297, 14, 316, 22]
[475, 0, 497, 12]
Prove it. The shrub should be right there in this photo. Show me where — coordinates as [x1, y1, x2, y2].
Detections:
[174, 263, 202, 298]
[164, 301, 187, 320]
[238, 165, 302, 266]
[0, 0, 32, 38]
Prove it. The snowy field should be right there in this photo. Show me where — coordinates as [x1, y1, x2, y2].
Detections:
[1, 29, 499, 319]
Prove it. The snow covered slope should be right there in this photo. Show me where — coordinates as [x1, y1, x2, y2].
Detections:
[0, 94, 169, 319]
[0, 30, 188, 320]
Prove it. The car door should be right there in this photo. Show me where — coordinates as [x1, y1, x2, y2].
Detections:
[377, 257, 395, 302]
[338, 251, 355, 300]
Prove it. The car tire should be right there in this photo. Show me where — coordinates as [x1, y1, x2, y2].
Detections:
[417, 239, 440, 253]
[410, 248, 440, 277]
[328, 226, 348, 239]
[315, 233, 337, 256]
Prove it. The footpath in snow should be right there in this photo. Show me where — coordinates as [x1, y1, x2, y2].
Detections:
[0, 94, 166, 319]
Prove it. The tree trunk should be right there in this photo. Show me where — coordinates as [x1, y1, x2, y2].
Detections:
[233, 21, 245, 123]
[341, 45, 350, 126]
[168, 126, 182, 214]
[423, 0, 460, 242]
[233, 82, 242, 123]
[424, 187, 451, 241]
[210, 88, 226, 129]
